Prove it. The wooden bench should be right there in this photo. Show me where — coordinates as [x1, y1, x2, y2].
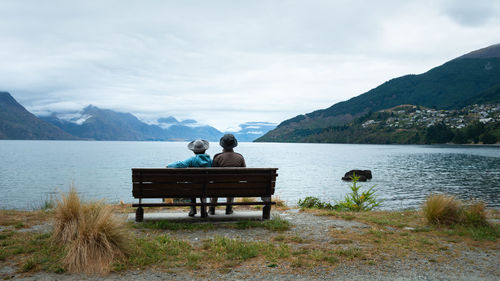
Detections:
[132, 168, 278, 222]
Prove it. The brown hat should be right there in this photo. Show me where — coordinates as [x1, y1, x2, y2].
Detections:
[219, 134, 238, 149]
[188, 139, 209, 153]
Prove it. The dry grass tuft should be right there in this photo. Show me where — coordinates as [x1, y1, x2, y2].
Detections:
[422, 194, 489, 227]
[462, 200, 488, 226]
[52, 188, 131, 274]
[272, 196, 287, 208]
[422, 194, 462, 225]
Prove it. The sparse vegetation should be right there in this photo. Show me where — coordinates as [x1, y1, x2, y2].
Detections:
[0, 194, 498, 278]
[298, 175, 381, 212]
[337, 175, 381, 211]
[52, 188, 131, 274]
[422, 194, 489, 226]
[134, 215, 291, 232]
[422, 194, 463, 225]
[297, 196, 337, 210]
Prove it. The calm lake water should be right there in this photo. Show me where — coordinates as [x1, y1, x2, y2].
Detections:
[0, 140, 499, 210]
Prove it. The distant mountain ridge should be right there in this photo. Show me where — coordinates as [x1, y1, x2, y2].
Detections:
[229, 122, 277, 142]
[42, 107, 276, 141]
[40, 105, 225, 141]
[0, 92, 275, 141]
[257, 43, 500, 142]
[0, 92, 77, 140]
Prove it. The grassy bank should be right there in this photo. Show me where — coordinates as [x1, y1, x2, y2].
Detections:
[1, 202, 499, 277]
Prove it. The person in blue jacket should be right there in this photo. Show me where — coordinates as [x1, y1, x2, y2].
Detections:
[167, 139, 212, 217]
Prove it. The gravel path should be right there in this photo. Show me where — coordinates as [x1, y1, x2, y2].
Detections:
[4, 209, 500, 280]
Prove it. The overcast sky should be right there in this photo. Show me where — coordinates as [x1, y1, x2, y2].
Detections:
[1, 0, 499, 131]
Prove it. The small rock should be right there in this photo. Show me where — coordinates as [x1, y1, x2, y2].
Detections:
[342, 170, 372, 181]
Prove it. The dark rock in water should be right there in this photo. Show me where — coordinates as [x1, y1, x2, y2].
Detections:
[342, 170, 372, 181]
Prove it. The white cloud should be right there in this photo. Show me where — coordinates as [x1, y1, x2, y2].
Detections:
[0, 0, 499, 131]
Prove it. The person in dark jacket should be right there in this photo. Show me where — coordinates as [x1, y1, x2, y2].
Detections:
[209, 134, 245, 215]
[167, 139, 212, 217]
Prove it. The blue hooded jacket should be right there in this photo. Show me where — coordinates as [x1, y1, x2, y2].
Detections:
[167, 154, 212, 168]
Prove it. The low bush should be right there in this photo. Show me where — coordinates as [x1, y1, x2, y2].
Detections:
[52, 188, 131, 274]
[423, 194, 489, 227]
[298, 175, 381, 212]
[462, 200, 488, 226]
[297, 197, 337, 210]
[422, 194, 462, 225]
[337, 175, 380, 211]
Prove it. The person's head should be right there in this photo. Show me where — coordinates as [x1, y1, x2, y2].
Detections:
[188, 139, 209, 154]
[219, 134, 238, 151]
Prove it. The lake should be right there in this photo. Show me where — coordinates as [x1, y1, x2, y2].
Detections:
[0, 140, 499, 210]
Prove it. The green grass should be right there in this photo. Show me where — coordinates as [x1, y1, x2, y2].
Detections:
[14, 222, 26, 229]
[0, 231, 65, 273]
[186, 253, 202, 269]
[289, 234, 304, 243]
[204, 236, 261, 262]
[273, 234, 286, 241]
[135, 216, 291, 232]
[0, 231, 14, 240]
[443, 224, 500, 241]
[334, 247, 363, 259]
[235, 216, 291, 231]
[310, 250, 339, 264]
[135, 221, 216, 231]
[123, 234, 193, 268]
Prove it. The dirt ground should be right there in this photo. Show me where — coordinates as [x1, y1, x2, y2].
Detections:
[2, 208, 499, 280]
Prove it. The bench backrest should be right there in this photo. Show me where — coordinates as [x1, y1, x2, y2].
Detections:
[132, 168, 278, 198]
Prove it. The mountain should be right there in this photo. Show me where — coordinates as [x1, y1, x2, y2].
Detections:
[257, 44, 500, 142]
[0, 92, 77, 140]
[228, 122, 277, 142]
[1, 92, 274, 141]
[41, 105, 166, 141]
[293, 104, 499, 144]
[42, 106, 224, 141]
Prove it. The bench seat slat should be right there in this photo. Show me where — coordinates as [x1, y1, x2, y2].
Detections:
[133, 182, 275, 190]
[133, 173, 276, 183]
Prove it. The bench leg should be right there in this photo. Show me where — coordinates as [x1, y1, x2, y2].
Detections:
[263, 205, 271, 220]
[262, 196, 271, 220]
[200, 198, 208, 218]
[136, 206, 144, 222]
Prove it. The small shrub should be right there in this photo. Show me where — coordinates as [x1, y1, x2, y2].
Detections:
[337, 175, 380, 211]
[423, 194, 491, 230]
[422, 194, 462, 225]
[297, 197, 337, 210]
[462, 201, 488, 226]
[52, 187, 131, 274]
[297, 196, 323, 209]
